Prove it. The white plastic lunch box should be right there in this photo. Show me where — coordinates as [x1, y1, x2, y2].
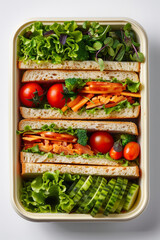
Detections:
[10, 18, 149, 221]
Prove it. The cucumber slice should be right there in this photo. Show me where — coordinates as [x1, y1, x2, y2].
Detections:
[123, 183, 139, 211]
[82, 177, 107, 214]
[76, 176, 102, 213]
[116, 183, 131, 213]
[75, 176, 97, 210]
[70, 176, 93, 210]
[114, 178, 128, 213]
[91, 184, 110, 217]
[112, 178, 128, 213]
[104, 177, 123, 215]
[66, 180, 78, 194]
[69, 176, 87, 198]
[102, 178, 116, 209]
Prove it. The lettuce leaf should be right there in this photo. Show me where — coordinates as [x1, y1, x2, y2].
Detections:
[65, 78, 88, 92]
[20, 171, 80, 213]
[111, 78, 140, 93]
[78, 100, 139, 115]
[18, 21, 82, 64]
[22, 145, 45, 155]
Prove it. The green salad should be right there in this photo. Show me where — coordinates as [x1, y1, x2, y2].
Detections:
[18, 21, 144, 71]
[21, 171, 139, 216]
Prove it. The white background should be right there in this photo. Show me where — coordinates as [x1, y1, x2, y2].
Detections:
[1, 0, 160, 239]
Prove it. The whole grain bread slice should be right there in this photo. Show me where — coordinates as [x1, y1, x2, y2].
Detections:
[19, 60, 140, 72]
[21, 163, 139, 177]
[22, 69, 139, 82]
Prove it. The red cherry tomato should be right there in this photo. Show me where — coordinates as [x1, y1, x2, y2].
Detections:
[47, 83, 65, 108]
[109, 147, 123, 160]
[123, 142, 140, 160]
[19, 83, 43, 107]
[89, 131, 114, 154]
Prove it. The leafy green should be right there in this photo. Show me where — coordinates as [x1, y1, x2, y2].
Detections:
[20, 171, 77, 213]
[125, 78, 140, 93]
[77, 129, 88, 146]
[130, 52, 145, 62]
[78, 100, 139, 115]
[17, 123, 77, 136]
[120, 134, 136, 147]
[65, 78, 87, 92]
[103, 100, 138, 115]
[18, 21, 144, 70]
[111, 78, 140, 93]
[23, 145, 45, 155]
[43, 104, 63, 114]
[16, 125, 33, 135]
[18, 21, 82, 64]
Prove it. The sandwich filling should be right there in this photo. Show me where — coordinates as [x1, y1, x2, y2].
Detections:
[18, 123, 139, 165]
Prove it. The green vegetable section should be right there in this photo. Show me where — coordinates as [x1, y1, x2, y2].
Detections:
[18, 21, 144, 70]
[21, 171, 139, 216]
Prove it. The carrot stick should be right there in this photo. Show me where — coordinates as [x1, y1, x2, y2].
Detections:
[61, 95, 83, 112]
[61, 105, 68, 112]
[80, 90, 120, 94]
[67, 95, 83, 108]
[120, 92, 141, 98]
[72, 94, 94, 112]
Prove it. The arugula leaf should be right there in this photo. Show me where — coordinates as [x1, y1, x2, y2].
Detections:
[130, 52, 145, 62]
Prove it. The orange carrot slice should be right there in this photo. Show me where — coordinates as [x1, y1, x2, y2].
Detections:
[72, 94, 94, 112]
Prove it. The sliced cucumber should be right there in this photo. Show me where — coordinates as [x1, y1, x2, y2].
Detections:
[74, 176, 97, 210]
[112, 178, 128, 213]
[76, 176, 102, 213]
[116, 183, 131, 213]
[66, 180, 78, 194]
[70, 175, 93, 211]
[114, 178, 128, 212]
[123, 183, 139, 211]
[69, 176, 87, 198]
[104, 177, 123, 215]
[82, 177, 107, 214]
[102, 178, 116, 209]
[91, 184, 110, 217]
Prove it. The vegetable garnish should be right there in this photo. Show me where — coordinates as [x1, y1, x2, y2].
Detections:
[18, 21, 144, 71]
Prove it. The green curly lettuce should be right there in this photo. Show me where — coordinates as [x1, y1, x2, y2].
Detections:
[18, 21, 82, 64]
[21, 171, 79, 213]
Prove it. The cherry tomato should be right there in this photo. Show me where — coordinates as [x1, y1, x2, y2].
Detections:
[123, 142, 140, 160]
[89, 131, 114, 154]
[19, 83, 43, 107]
[109, 147, 123, 160]
[47, 83, 65, 108]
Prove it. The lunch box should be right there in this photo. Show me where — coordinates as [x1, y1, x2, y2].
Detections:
[10, 18, 149, 221]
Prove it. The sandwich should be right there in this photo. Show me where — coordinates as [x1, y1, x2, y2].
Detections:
[19, 70, 141, 119]
[18, 120, 140, 177]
